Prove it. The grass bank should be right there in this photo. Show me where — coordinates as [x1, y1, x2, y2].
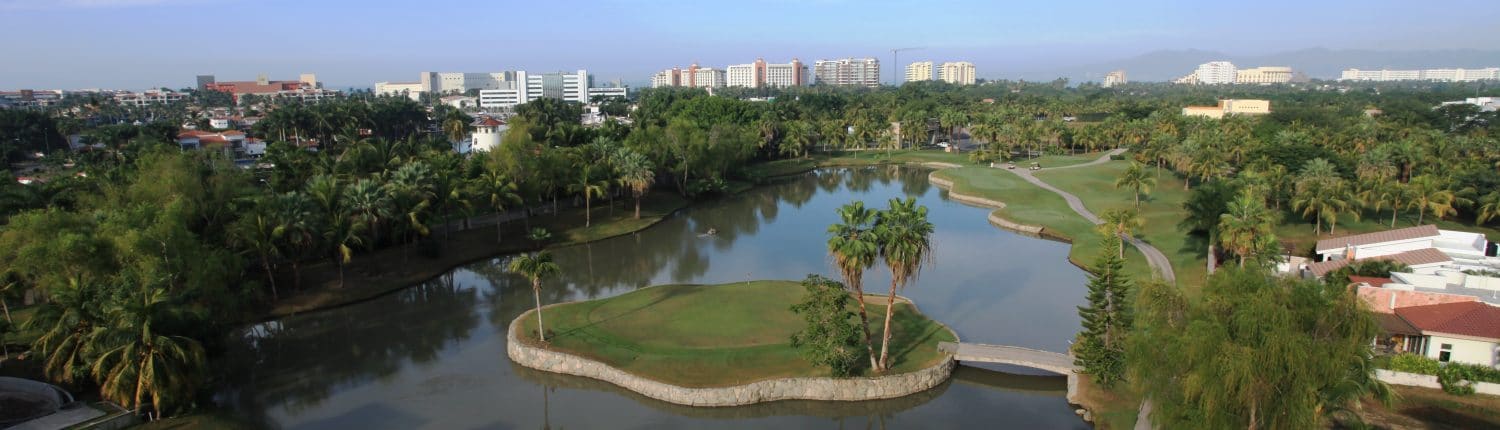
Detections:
[514, 281, 956, 388]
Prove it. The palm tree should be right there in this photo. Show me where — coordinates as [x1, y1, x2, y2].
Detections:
[568, 165, 609, 227]
[1098, 208, 1144, 258]
[1406, 175, 1464, 224]
[509, 251, 561, 342]
[441, 110, 472, 143]
[780, 120, 815, 158]
[1363, 179, 1410, 228]
[341, 179, 390, 246]
[27, 277, 99, 385]
[1477, 190, 1500, 225]
[229, 205, 285, 300]
[473, 170, 522, 244]
[614, 151, 655, 219]
[827, 201, 881, 370]
[325, 215, 367, 288]
[1292, 181, 1351, 235]
[1114, 162, 1156, 208]
[873, 198, 934, 371]
[89, 284, 206, 418]
[1218, 192, 1279, 267]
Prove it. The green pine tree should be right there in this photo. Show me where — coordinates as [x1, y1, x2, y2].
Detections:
[1075, 234, 1132, 387]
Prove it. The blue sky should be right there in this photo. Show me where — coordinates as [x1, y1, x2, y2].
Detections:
[2, 0, 1498, 89]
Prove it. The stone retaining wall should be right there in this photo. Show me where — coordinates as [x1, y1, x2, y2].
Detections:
[507, 312, 955, 407]
[928, 172, 1047, 235]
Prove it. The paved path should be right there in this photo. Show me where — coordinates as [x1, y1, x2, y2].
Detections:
[937, 342, 1076, 375]
[1008, 149, 1177, 283]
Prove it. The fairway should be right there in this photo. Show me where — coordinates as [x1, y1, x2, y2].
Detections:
[515, 281, 957, 388]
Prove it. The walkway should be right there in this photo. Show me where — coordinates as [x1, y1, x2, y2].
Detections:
[1008, 149, 1177, 283]
[937, 342, 1076, 375]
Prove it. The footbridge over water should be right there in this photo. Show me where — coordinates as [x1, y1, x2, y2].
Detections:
[938, 342, 1084, 406]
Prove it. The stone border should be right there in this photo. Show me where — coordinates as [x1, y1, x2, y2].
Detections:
[506, 292, 957, 407]
[928, 172, 1047, 235]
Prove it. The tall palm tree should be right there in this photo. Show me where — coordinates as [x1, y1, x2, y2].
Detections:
[873, 198, 934, 371]
[89, 284, 206, 418]
[1477, 190, 1500, 225]
[509, 251, 561, 342]
[27, 277, 99, 385]
[1363, 179, 1410, 228]
[614, 151, 655, 219]
[441, 110, 472, 143]
[1219, 192, 1279, 267]
[568, 165, 609, 227]
[780, 120, 815, 158]
[1114, 162, 1156, 208]
[342, 179, 391, 246]
[1406, 175, 1465, 225]
[325, 215, 367, 288]
[229, 205, 285, 300]
[473, 169, 522, 244]
[1098, 208, 1144, 258]
[827, 201, 881, 370]
[1292, 181, 1351, 235]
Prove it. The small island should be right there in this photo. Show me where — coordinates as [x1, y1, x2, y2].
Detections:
[507, 280, 958, 406]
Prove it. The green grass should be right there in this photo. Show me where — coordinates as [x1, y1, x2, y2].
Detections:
[929, 166, 1155, 279]
[1036, 162, 1207, 285]
[515, 281, 956, 388]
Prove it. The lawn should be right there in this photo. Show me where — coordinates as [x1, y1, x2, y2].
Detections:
[929, 166, 1156, 279]
[1036, 162, 1208, 286]
[514, 281, 956, 388]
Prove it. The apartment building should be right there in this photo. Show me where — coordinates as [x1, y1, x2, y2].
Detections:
[1102, 70, 1127, 88]
[938, 61, 976, 85]
[651, 64, 727, 88]
[814, 58, 881, 87]
[1340, 67, 1500, 82]
[1235, 66, 1293, 84]
[477, 70, 628, 109]
[725, 58, 808, 88]
[905, 61, 933, 82]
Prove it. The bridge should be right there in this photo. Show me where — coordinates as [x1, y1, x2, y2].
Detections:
[938, 342, 1076, 375]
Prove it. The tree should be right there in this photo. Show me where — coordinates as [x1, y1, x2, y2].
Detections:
[229, 204, 285, 299]
[1218, 191, 1279, 267]
[1293, 173, 1353, 235]
[1128, 269, 1390, 429]
[826, 201, 880, 370]
[873, 197, 934, 371]
[1407, 174, 1464, 225]
[1114, 162, 1156, 208]
[88, 284, 206, 419]
[1363, 178, 1411, 228]
[441, 109, 473, 143]
[1478, 190, 1500, 225]
[788, 275, 864, 377]
[1098, 208, 1143, 258]
[613, 150, 655, 219]
[472, 169, 522, 244]
[1074, 234, 1132, 387]
[509, 251, 561, 342]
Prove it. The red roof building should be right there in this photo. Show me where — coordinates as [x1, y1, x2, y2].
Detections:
[1396, 302, 1500, 340]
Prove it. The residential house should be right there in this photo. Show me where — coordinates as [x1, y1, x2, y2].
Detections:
[1393, 302, 1500, 367]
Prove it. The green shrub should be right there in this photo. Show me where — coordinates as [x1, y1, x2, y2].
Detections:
[1438, 365, 1477, 395]
[1381, 353, 1500, 395]
[1387, 353, 1441, 375]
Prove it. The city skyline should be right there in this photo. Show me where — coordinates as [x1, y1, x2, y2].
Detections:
[2, 0, 1500, 89]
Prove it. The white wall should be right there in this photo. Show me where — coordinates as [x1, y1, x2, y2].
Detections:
[1425, 334, 1499, 367]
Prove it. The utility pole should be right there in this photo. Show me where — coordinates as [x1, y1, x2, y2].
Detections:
[891, 47, 924, 86]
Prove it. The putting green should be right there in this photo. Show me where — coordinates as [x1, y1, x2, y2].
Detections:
[515, 280, 956, 387]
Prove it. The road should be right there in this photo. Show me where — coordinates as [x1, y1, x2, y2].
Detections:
[1007, 149, 1178, 283]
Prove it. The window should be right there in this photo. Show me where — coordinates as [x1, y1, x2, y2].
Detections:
[1439, 343, 1453, 362]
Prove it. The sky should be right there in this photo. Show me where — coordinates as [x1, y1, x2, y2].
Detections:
[2, 0, 1499, 90]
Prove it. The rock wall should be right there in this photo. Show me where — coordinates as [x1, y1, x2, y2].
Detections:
[507, 314, 955, 407]
[928, 172, 1047, 235]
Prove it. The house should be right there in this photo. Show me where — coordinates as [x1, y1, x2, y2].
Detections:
[467, 116, 507, 153]
[1304, 248, 1453, 278]
[1354, 278, 1481, 313]
[1393, 302, 1500, 367]
[1302, 225, 1496, 278]
[209, 117, 233, 129]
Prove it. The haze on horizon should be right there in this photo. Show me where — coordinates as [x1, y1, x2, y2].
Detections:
[2, 0, 1498, 90]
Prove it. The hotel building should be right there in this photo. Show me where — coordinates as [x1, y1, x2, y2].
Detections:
[477, 70, 628, 109]
[814, 58, 881, 87]
[726, 58, 809, 88]
[905, 61, 933, 82]
[938, 61, 976, 85]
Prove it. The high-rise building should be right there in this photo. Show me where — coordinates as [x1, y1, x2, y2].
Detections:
[1102, 70, 1127, 88]
[814, 58, 881, 87]
[196, 75, 215, 90]
[650, 64, 726, 88]
[1191, 61, 1238, 85]
[477, 70, 629, 109]
[905, 61, 933, 83]
[938, 62, 976, 85]
[1234, 67, 1293, 84]
[725, 58, 808, 88]
[1340, 67, 1500, 82]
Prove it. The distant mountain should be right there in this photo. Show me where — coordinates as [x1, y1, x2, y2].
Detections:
[1025, 48, 1500, 83]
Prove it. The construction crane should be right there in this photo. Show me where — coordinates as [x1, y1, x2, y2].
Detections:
[891, 47, 924, 85]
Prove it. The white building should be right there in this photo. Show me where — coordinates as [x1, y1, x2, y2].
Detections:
[938, 61, 976, 85]
[441, 95, 478, 110]
[1234, 66, 1293, 84]
[725, 58, 808, 88]
[905, 61, 933, 83]
[1341, 67, 1500, 82]
[477, 70, 629, 109]
[1303, 225, 1495, 278]
[422, 72, 515, 94]
[1439, 97, 1500, 112]
[1102, 70, 1127, 88]
[467, 116, 507, 153]
[814, 58, 881, 87]
[651, 64, 726, 88]
[113, 90, 185, 107]
[1391, 302, 1500, 367]
[1192, 61, 1238, 85]
[374, 82, 426, 100]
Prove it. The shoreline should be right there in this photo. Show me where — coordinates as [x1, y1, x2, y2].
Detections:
[506, 290, 958, 407]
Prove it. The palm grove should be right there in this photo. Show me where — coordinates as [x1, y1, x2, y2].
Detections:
[0, 77, 1494, 422]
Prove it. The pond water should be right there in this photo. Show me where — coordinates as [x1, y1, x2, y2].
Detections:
[217, 166, 1092, 429]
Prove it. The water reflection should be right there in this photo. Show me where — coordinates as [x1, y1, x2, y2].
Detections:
[218, 166, 1090, 429]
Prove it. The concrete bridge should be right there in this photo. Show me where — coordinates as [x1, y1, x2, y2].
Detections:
[937, 342, 1077, 375]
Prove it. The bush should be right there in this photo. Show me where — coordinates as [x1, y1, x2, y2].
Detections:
[1109, 153, 1127, 161]
[1387, 353, 1441, 375]
[1438, 365, 1477, 395]
[1382, 353, 1500, 396]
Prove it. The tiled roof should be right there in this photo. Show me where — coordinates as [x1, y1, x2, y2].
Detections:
[1375, 312, 1421, 336]
[1306, 248, 1452, 277]
[1396, 301, 1500, 340]
[1356, 285, 1479, 313]
[1316, 225, 1439, 252]
[1348, 276, 1392, 286]
[472, 117, 505, 127]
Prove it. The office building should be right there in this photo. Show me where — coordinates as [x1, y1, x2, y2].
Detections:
[203, 73, 336, 103]
[938, 61, 976, 85]
[374, 82, 427, 100]
[477, 70, 629, 109]
[1340, 67, 1500, 82]
[651, 64, 727, 88]
[1182, 99, 1271, 119]
[905, 61, 933, 82]
[726, 58, 808, 88]
[1102, 70, 1127, 88]
[814, 58, 881, 87]
[1235, 66, 1293, 84]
